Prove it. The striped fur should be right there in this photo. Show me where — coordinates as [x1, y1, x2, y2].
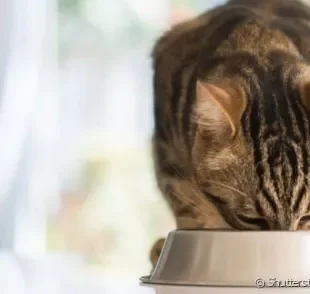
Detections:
[151, 0, 310, 265]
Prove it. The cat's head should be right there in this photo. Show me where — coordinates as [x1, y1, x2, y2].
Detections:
[192, 61, 310, 231]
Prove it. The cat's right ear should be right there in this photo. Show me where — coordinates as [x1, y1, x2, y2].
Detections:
[195, 80, 247, 139]
[299, 79, 310, 112]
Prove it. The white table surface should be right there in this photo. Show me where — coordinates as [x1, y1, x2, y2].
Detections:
[1, 252, 310, 294]
[140, 284, 310, 294]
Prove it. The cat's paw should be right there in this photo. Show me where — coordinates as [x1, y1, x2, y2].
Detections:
[150, 238, 165, 268]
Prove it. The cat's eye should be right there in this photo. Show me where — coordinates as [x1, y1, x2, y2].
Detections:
[299, 215, 310, 230]
[237, 214, 269, 230]
[300, 215, 310, 222]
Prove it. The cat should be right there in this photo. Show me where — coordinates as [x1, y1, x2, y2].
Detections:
[150, 0, 310, 267]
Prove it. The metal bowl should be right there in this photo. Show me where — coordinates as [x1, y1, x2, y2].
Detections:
[140, 229, 310, 287]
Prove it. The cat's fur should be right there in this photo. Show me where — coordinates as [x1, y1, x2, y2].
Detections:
[150, 0, 310, 266]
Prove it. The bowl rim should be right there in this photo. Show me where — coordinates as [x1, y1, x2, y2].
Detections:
[171, 228, 310, 234]
[139, 275, 262, 288]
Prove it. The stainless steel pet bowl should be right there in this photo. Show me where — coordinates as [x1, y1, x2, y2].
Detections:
[140, 229, 310, 287]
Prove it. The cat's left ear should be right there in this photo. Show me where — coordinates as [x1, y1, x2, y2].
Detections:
[195, 80, 247, 138]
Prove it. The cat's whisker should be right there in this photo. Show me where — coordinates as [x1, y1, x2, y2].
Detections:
[176, 216, 203, 228]
[170, 190, 211, 218]
[204, 179, 248, 197]
[170, 164, 247, 209]
[170, 165, 214, 208]
[176, 215, 198, 220]
[176, 216, 200, 223]
[188, 182, 217, 207]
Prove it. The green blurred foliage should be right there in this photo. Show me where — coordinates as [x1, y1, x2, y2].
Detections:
[59, 0, 83, 14]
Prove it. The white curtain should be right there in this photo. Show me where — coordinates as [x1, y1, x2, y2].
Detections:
[0, 0, 58, 253]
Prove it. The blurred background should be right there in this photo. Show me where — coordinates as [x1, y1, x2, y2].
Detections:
[2, 0, 294, 292]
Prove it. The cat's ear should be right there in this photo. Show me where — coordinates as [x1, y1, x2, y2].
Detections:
[299, 79, 310, 111]
[195, 80, 247, 138]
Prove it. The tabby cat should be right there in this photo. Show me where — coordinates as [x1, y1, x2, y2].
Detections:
[150, 0, 310, 266]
